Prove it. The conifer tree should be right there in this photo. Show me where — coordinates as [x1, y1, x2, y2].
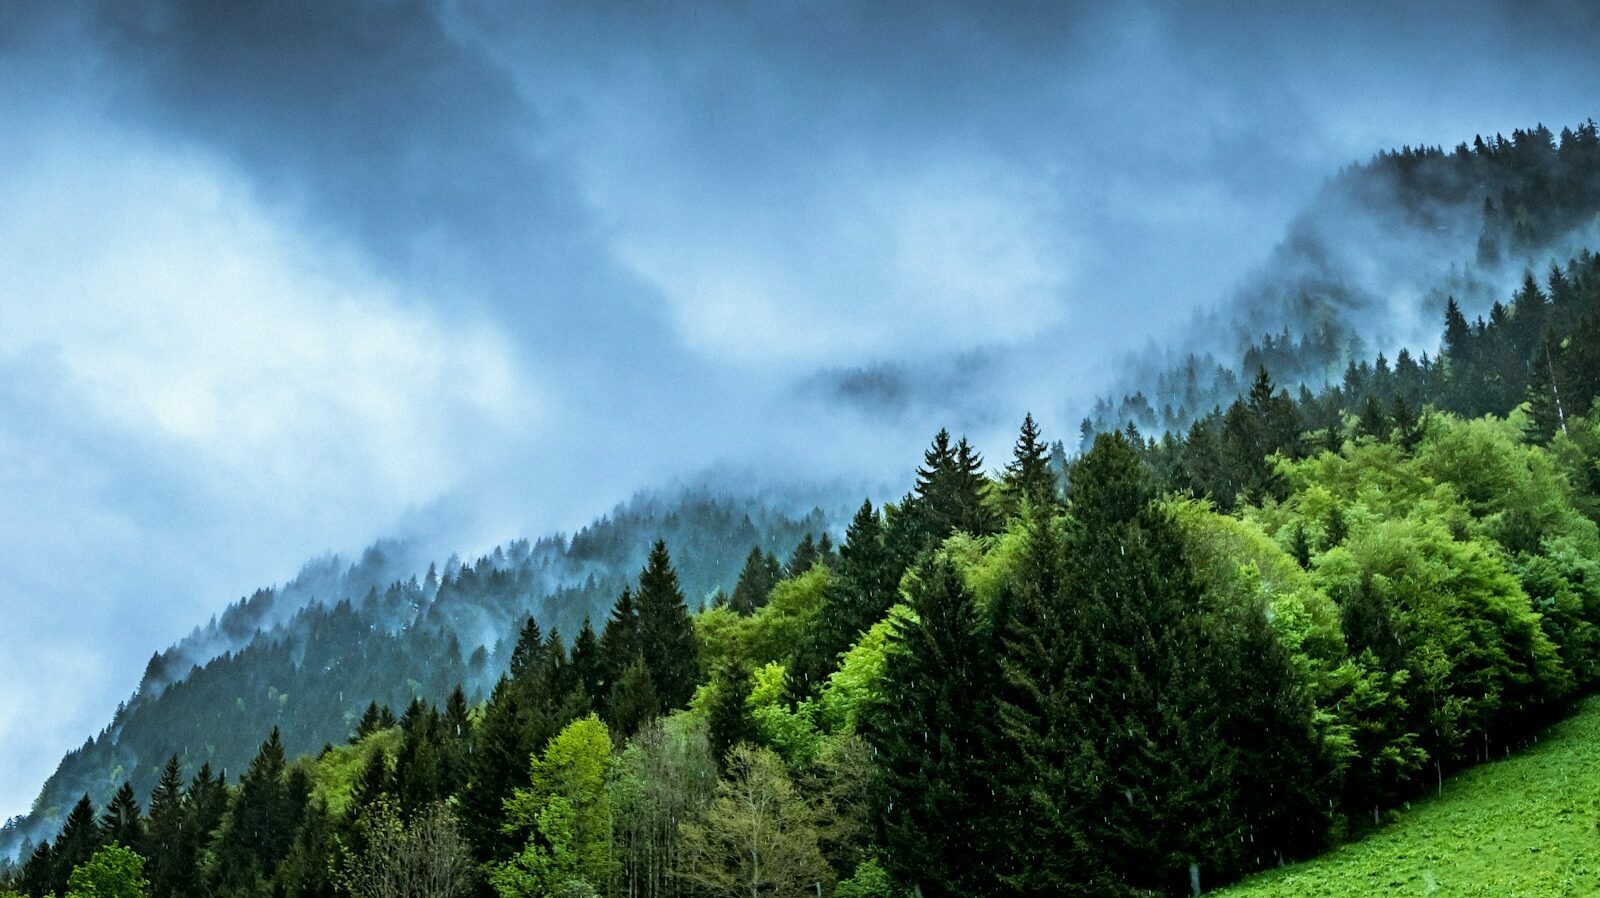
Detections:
[570, 618, 605, 705]
[786, 534, 820, 578]
[1002, 413, 1056, 512]
[188, 764, 230, 850]
[212, 727, 305, 889]
[508, 615, 546, 681]
[49, 794, 104, 895]
[599, 586, 640, 689]
[462, 677, 526, 861]
[634, 541, 702, 711]
[729, 547, 783, 616]
[145, 755, 194, 898]
[866, 556, 1000, 898]
[100, 781, 144, 849]
[786, 500, 902, 702]
[607, 656, 660, 738]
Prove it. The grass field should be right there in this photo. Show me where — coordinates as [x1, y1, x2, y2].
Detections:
[1217, 697, 1600, 897]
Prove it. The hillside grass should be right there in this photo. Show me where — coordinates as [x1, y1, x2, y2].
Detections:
[1218, 697, 1600, 897]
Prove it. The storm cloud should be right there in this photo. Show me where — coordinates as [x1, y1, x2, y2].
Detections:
[2, 0, 1599, 821]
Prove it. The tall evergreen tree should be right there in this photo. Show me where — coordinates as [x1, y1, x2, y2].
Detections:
[462, 676, 526, 862]
[599, 586, 641, 691]
[787, 500, 902, 702]
[634, 541, 702, 711]
[100, 781, 144, 849]
[145, 756, 195, 898]
[1002, 413, 1057, 512]
[786, 534, 821, 578]
[49, 794, 104, 896]
[866, 556, 1000, 898]
[729, 547, 783, 616]
[211, 727, 305, 890]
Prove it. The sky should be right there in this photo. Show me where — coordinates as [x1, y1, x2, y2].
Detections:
[2, 0, 1599, 822]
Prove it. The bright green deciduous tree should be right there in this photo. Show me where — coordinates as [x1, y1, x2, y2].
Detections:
[491, 714, 615, 898]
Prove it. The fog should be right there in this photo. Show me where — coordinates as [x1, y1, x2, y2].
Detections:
[2, 0, 1599, 821]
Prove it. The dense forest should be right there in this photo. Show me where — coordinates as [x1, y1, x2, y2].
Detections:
[1085, 121, 1600, 439]
[0, 495, 833, 865]
[5, 234, 1600, 898]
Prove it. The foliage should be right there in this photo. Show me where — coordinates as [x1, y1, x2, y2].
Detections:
[491, 715, 614, 898]
[674, 744, 833, 898]
[63, 845, 147, 898]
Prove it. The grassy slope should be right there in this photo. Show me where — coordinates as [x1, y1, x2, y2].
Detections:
[1219, 697, 1600, 898]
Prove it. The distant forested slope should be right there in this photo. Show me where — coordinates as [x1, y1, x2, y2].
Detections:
[1084, 121, 1600, 441]
[0, 492, 832, 859]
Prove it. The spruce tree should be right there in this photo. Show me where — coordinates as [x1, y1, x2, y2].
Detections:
[100, 781, 144, 849]
[508, 615, 546, 681]
[866, 556, 1000, 898]
[351, 747, 393, 813]
[188, 764, 230, 850]
[1002, 413, 1056, 512]
[786, 500, 902, 702]
[786, 534, 821, 577]
[634, 541, 702, 711]
[145, 756, 194, 898]
[729, 547, 782, 616]
[599, 586, 640, 689]
[607, 656, 660, 738]
[570, 618, 605, 704]
[50, 794, 104, 895]
[462, 676, 525, 861]
[212, 727, 304, 889]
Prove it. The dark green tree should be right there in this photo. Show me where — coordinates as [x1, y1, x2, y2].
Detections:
[145, 755, 195, 898]
[730, 547, 783, 616]
[1002, 413, 1057, 512]
[634, 541, 702, 711]
[100, 781, 144, 849]
[866, 556, 1000, 898]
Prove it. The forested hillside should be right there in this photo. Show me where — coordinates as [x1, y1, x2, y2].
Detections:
[4, 237, 1600, 897]
[6, 121, 1600, 898]
[1085, 121, 1600, 440]
[0, 493, 832, 864]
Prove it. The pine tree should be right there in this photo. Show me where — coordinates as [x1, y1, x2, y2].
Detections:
[787, 500, 903, 702]
[705, 662, 756, 772]
[351, 701, 387, 743]
[993, 432, 1330, 893]
[100, 781, 144, 849]
[462, 676, 525, 861]
[634, 541, 702, 711]
[145, 756, 194, 898]
[1290, 521, 1313, 568]
[607, 656, 660, 738]
[188, 763, 230, 850]
[1357, 395, 1389, 440]
[599, 586, 640, 692]
[1392, 394, 1423, 450]
[571, 617, 605, 704]
[786, 534, 821, 577]
[866, 556, 1000, 898]
[212, 727, 305, 889]
[1002, 413, 1056, 512]
[509, 615, 546, 680]
[50, 794, 104, 895]
[730, 547, 783, 615]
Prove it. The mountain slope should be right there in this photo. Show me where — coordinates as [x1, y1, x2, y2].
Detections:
[0, 489, 836, 859]
[1219, 696, 1600, 898]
